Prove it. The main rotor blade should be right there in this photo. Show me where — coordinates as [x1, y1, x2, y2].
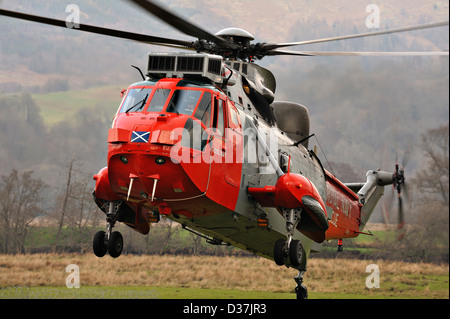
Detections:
[266, 49, 449, 57]
[0, 8, 193, 49]
[126, 0, 233, 47]
[263, 21, 449, 50]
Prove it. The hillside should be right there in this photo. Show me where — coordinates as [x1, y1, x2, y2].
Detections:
[0, 0, 448, 93]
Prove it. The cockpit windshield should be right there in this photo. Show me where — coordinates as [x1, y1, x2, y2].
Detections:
[166, 89, 202, 116]
[148, 89, 171, 112]
[119, 88, 152, 113]
[193, 91, 212, 127]
[118, 82, 216, 120]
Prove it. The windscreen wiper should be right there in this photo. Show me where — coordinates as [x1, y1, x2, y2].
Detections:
[125, 94, 148, 113]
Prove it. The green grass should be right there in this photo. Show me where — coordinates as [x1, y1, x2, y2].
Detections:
[32, 86, 122, 126]
[0, 286, 293, 299]
[1, 273, 448, 299]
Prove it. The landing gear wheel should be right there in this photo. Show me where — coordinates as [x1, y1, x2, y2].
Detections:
[294, 270, 308, 300]
[274, 239, 288, 266]
[108, 231, 123, 258]
[93, 230, 107, 258]
[295, 283, 308, 299]
[289, 240, 304, 267]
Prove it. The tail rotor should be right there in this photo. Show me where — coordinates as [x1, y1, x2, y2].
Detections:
[390, 157, 409, 240]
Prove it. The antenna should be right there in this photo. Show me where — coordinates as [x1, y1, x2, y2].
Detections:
[288, 155, 291, 173]
[291, 134, 315, 147]
[131, 65, 145, 81]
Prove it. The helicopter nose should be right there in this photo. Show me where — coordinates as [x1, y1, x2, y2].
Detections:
[105, 113, 210, 204]
[107, 151, 204, 203]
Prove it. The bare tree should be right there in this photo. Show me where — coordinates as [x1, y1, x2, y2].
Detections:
[407, 124, 449, 262]
[51, 159, 101, 253]
[190, 232, 202, 255]
[415, 124, 449, 204]
[53, 159, 76, 252]
[159, 219, 176, 254]
[0, 170, 47, 254]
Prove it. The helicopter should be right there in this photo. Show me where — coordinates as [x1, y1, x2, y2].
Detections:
[1, 0, 448, 299]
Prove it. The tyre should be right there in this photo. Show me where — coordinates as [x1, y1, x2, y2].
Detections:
[289, 240, 304, 267]
[296, 283, 308, 299]
[93, 231, 107, 258]
[108, 231, 123, 258]
[273, 239, 288, 266]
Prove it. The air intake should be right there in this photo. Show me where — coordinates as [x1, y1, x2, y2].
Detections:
[147, 53, 223, 83]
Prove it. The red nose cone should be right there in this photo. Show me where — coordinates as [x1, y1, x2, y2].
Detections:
[274, 173, 329, 243]
[274, 173, 322, 210]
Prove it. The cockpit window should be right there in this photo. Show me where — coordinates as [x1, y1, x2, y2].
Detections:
[119, 88, 152, 113]
[193, 92, 212, 127]
[166, 89, 202, 116]
[148, 89, 171, 112]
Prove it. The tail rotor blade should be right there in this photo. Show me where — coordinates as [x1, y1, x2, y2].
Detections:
[397, 195, 404, 230]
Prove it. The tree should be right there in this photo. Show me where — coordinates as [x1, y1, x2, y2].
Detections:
[53, 159, 76, 252]
[51, 159, 101, 253]
[406, 124, 449, 262]
[0, 169, 47, 254]
[415, 124, 449, 204]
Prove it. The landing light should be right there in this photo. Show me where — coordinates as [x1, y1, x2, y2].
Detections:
[120, 156, 128, 164]
[155, 157, 166, 165]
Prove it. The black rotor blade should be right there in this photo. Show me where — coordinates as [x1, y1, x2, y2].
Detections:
[263, 21, 449, 51]
[126, 0, 233, 48]
[266, 49, 449, 57]
[398, 195, 404, 228]
[0, 8, 193, 49]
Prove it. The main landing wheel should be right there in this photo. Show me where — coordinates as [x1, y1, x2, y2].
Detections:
[274, 239, 288, 266]
[274, 239, 304, 267]
[289, 240, 304, 267]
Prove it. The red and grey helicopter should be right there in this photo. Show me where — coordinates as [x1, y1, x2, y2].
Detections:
[1, 0, 448, 299]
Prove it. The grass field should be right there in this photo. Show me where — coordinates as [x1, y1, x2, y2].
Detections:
[32, 86, 122, 125]
[0, 254, 448, 299]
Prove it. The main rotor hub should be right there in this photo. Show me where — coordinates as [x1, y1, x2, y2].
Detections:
[213, 28, 259, 61]
[215, 28, 255, 41]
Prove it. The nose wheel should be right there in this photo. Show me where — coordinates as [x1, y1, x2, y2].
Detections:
[93, 201, 123, 258]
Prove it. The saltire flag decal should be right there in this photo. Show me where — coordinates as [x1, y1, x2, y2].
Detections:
[131, 131, 150, 143]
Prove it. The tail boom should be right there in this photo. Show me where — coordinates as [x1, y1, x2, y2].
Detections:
[324, 171, 362, 240]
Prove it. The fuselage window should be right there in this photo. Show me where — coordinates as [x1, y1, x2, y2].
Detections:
[166, 89, 202, 116]
[228, 102, 241, 129]
[119, 88, 152, 113]
[148, 88, 171, 112]
[212, 98, 225, 136]
[181, 117, 208, 151]
[193, 91, 212, 128]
